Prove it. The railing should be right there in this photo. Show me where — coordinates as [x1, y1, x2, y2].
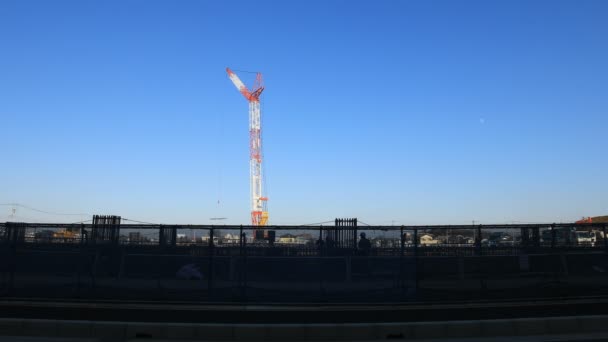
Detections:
[2, 222, 607, 252]
[1, 221, 607, 303]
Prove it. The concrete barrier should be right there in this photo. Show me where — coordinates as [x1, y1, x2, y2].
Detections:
[0, 315, 606, 340]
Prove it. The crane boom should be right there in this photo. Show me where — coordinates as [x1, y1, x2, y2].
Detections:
[226, 68, 253, 100]
[226, 67, 268, 227]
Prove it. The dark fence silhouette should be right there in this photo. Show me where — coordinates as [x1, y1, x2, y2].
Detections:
[1, 221, 608, 303]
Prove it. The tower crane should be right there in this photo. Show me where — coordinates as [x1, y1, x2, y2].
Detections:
[226, 68, 269, 227]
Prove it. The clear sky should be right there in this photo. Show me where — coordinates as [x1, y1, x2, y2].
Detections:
[1, 0, 606, 225]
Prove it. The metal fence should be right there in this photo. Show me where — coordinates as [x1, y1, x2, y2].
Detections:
[2, 221, 607, 251]
[1, 221, 608, 303]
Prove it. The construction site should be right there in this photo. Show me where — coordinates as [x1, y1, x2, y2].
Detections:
[1, 69, 607, 340]
[3, 1, 608, 339]
[2, 69, 607, 306]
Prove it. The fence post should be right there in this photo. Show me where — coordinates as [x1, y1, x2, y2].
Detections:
[551, 223, 556, 249]
[239, 225, 247, 301]
[156, 225, 164, 291]
[170, 226, 177, 247]
[239, 225, 244, 256]
[353, 222, 358, 252]
[533, 226, 540, 248]
[208, 226, 214, 299]
[400, 226, 405, 257]
[159, 224, 164, 248]
[318, 225, 324, 256]
[318, 225, 325, 301]
[603, 224, 607, 251]
[6, 223, 28, 294]
[476, 225, 482, 256]
[80, 223, 85, 245]
[76, 223, 86, 295]
[238, 225, 244, 290]
[520, 227, 529, 249]
[477, 225, 488, 296]
[413, 228, 418, 258]
[6, 223, 17, 295]
[413, 228, 419, 294]
[400, 226, 405, 297]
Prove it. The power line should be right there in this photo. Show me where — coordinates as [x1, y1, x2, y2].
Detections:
[300, 220, 334, 226]
[357, 220, 371, 226]
[122, 218, 162, 225]
[68, 219, 92, 224]
[0, 203, 91, 217]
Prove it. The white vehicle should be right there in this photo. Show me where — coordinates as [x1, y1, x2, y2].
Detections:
[575, 231, 596, 247]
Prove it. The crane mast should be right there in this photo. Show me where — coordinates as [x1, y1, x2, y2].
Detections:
[226, 68, 268, 227]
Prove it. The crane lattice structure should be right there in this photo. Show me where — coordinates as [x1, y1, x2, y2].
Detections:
[226, 68, 268, 227]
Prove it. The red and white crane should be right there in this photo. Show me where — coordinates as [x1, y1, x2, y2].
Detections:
[226, 67, 268, 226]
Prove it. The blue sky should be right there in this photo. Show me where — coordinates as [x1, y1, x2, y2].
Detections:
[1, 0, 606, 225]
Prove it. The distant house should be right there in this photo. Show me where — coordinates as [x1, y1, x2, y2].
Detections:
[177, 233, 189, 244]
[276, 234, 309, 245]
[297, 234, 314, 244]
[201, 236, 220, 244]
[35, 230, 54, 243]
[278, 234, 297, 244]
[221, 233, 240, 244]
[419, 234, 438, 245]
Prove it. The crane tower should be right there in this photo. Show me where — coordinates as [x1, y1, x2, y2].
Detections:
[226, 68, 268, 226]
